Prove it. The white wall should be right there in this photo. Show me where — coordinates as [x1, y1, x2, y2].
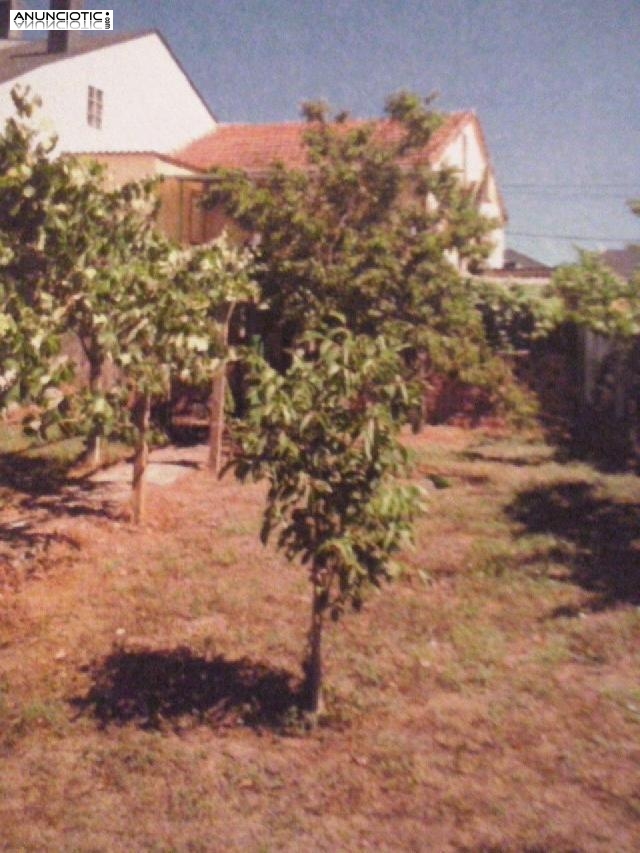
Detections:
[436, 118, 505, 269]
[484, 223, 505, 269]
[438, 121, 486, 184]
[0, 33, 216, 153]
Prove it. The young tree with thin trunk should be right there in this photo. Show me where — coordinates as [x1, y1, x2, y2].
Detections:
[232, 324, 424, 719]
[89, 235, 254, 523]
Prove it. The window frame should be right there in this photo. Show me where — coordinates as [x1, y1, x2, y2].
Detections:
[87, 85, 104, 129]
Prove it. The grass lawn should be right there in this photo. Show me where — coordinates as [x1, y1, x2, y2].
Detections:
[0, 425, 638, 851]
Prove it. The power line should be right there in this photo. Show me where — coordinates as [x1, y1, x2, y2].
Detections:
[503, 190, 633, 199]
[502, 183, 640, 189]
[507, 230, 638, 243]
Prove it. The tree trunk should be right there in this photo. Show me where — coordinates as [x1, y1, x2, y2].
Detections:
[410, 405, 425, 435]
[131, 389, 151, 524]
[208, 366, 226, 474]
[304, 574, 326, 721]
[410, 353, 430, 434]
[208, 305, 236, 475]
[79, 355, 104, 469]
[86, 433, 103, 469]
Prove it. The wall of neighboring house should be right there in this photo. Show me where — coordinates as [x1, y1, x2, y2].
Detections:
[74, 153, 236, 246]
[80, 153, 205, 242]
[0, 33, 216, 153]
[84, 152, 195, 185]
[168, 180, 224, 245]
[484, 220, 505, 270]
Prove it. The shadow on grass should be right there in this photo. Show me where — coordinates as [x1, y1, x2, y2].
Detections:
[152, 459, 201, 470]
[0, 519, 81, 553]
[462, 447, 556, 468]
[0, 452, 112, 578]
[0, 450, 73, 496]
[0, 448, 124, 524]
[508, 481, 640, 609]
[72, 647, 303, 732]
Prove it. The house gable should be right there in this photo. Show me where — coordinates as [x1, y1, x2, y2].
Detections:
[0, 31, 217, 153]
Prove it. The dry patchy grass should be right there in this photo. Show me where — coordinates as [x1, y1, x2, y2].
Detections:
[0, 426, 639, 851]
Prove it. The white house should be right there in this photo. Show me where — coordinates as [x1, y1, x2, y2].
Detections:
[0, 1, 217, 153]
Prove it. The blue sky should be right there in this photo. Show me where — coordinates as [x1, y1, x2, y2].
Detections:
[24, 1, 640, 265]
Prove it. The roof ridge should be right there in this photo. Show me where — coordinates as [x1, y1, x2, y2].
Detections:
[215, 110, 471, 129]
[174, 111, 487, 181]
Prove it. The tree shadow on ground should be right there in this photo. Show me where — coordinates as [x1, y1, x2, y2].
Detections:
[17, 486, 123, 521]
[0, 517, 81, 550]
[72, 647, 303, 732]
[462, 448, 555, 468]
[0, 450, 72, 496]
[0, 449, 123, 520]
[508, 481, 640, 609]
[0, 523, 82, 590]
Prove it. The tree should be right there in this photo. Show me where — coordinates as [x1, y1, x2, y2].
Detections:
[553, 250, 640, 339]
[232, 324, 424, 718]
[551, 248, 640, 464]
[42, 153, 257, 477]
[56, 230, 255, 523]
[0, 86, 75, 418]
[204, 92, 511, 426]
[41, 166, 169, 467]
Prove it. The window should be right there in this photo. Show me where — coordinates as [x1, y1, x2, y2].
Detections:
[87, 86, 103, 129]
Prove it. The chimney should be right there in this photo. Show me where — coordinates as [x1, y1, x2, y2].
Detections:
[0, 1, 23, 42]
[48, 0, 84, 54]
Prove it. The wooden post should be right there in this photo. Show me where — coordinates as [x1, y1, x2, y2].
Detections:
[88, 435, 103, 469]
[88, 355, 104, 468]
[131, 389, 151, 524]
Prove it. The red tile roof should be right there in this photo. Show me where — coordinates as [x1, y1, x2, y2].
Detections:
[176, 112, 475, 174]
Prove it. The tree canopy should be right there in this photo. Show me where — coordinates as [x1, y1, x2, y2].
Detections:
[552, 250, 640, 339]
[0, 86, 75, 415]
[203, 92, 509, 423]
